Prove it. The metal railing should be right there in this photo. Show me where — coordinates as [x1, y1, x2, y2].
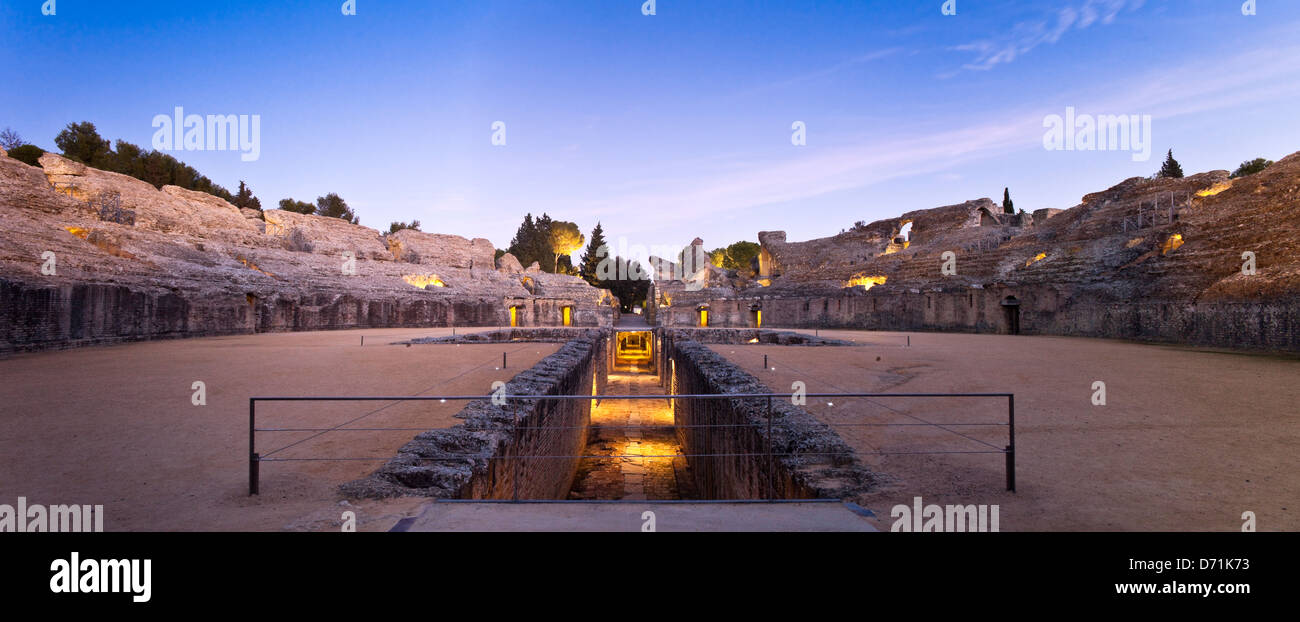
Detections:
[248, 391, 1015, 498]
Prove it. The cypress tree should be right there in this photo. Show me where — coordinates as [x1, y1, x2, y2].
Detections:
[1158, 149, 1184, 179]
[579, 222, 609, 286]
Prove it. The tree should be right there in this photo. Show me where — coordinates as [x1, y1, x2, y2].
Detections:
[54, 122, 112, 166]
[506, 213, 563, 272]
[578, 222, 609, 286]
[531, 213, 555, 270]
[315, 193, 359, 224]
[602, 257, 651, 312]
[278, 198, 316, 214]
[725, 241, 761, 276]
[1231, 158, 1273, 178]
[0, 127, 24, 151]
[7, 144, 44, 166]
[1157, 149, 1184, 179]
[708, 248, 727, 268]
[548, 220, 584, 273]
[387, 220, 422, 234]
[507, 214, 542, 268]
[1002, 188, 1014, 214]
[232, 181, 262, 211]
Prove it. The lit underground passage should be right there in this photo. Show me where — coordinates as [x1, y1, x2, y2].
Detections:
[568, 330, 694, 500]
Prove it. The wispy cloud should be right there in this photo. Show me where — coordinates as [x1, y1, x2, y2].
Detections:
[581, 38, 1300, 229]
[724, 48, 902, 100]
[951, 0, 1145, 72]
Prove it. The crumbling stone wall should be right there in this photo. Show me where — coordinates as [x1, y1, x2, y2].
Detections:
[670, 287, 1300, 351]
[341, 329, 610, 499]
[663, 328, 852, 346]
[0, 278, 515, 353]
[662, 336, 875, 500]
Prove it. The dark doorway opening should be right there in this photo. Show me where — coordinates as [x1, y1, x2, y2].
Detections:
[1001, 296, 1021, 335]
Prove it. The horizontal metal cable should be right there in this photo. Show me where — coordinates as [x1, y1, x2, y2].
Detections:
[256, 421, 1008, 433]
[258, 449, 1007, 462]
[252, 391, 1011, 401]
[260, 344, 539, 459]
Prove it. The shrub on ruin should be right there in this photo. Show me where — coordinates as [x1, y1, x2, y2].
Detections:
[7, 144, 44, 166]
[388, 220, 421, 234]
[1231, 158, 1273, 179]
[278, 198, 316, 215]
[315, 193, 359, 224]
[45, 121, 235, 202]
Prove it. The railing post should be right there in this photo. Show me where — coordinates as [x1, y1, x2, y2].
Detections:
[512, 416, 521, 502]
[503, 351, 507, 369]
[248, 399, 259, 496]
[1006, 394, 1016, 492]
[766, 395, 774, 500]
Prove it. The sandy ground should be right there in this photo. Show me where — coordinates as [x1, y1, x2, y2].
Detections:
[709, 330, 1300, 531]
[0, 327, 559, 532]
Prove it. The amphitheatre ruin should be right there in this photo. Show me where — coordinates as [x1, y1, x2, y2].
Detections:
[2, 145, 1298, 532]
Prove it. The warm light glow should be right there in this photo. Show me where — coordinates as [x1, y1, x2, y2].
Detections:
[756, 278, 771, 287]
[509, 306, 518, 327]
[403, 274, 447, 289]
[747, 338, 759, 344]
[235, 254, 276, 278]
[1196, 182, 1232, 197]
[699, 309, 708, 327]
[562, 306, 572, 326]
[846, 274, 888, 291]
[64, 226, 90, 239]
[1162, 234, 1184, 255]
[755, 310, 762, 328]
[1025, 252, 1047, 267]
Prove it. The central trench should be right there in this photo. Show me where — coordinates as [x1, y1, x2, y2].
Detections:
[568, 330, 693, 500]
[343, 327, 873, 502]
[567, 372, 692, 500]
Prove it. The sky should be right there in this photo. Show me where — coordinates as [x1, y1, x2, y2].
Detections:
[3, 0, 1299, 255]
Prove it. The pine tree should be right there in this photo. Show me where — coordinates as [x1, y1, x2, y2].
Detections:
[508, 214, 539, 267]
[1002, 188, 1014, 214]
[233, 181, 262, 211]
[579, 222, 609, 286]
[532, 213, 555, 271]
[1158, 149, 1184, 179]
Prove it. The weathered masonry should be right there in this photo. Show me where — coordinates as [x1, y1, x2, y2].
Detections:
[340, 327, 875, 501]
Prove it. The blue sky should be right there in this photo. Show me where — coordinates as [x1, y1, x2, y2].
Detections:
[3, 0, 1299, 253]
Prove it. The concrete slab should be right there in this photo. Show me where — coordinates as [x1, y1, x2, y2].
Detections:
[393, 500, 879, 532]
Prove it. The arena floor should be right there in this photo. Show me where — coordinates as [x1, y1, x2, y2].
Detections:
[0, 328, 559, 531]
[713, 329, 1300, 531]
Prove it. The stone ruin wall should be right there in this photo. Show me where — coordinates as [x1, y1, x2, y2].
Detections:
[342, 329, 610, 499]
[662, 287, 1299, 351]
[0, 153, 616, 353]
[661, 152, 1300, 352]
[661, 335, 875, 500]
